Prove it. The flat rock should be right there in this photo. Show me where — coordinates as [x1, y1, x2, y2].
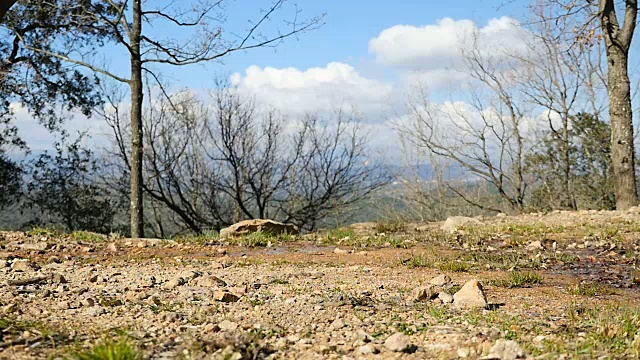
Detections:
[162, 277, 186, 290]
[213, 291, 240, 302]
[11, 260, 33, 272]
[438, 291, 454, 304]
[441, 216, 482, 233]
[409, 285, 438, 302]
[482, 339, 525, 359]
[218, 319, 238, 332]
[453, 279, 487, 310]
[219, 219, 298, 239]
[429, 274, 452, 286]
[384, 332, 416, 353]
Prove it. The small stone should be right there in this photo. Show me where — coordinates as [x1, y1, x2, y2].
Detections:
[384, 332, 416, 353]
[203, 323, 219, 332]
[56, 301, 70, 310]
[229, 286, 247, 296]
[218, 320, 238, 332]
[458, 347, 471, 358]
[2, 303, 18, 314]
[526, 241, 543, 251]
[197, 275, 227, 287]
[334, 248, 348, 254]
[162, 277, 186, 290]
[358, 344, 378, 355]
[356, 329, 373, 343]
[47, 256, 61, 264]
[11, 260, 32, 272]
[106, 243, 118, 252]
[0, 259, 7, 268]
[438, 292, 454, 304]
[410, 285, 438, 302]
[216, 248, 227, 255]
[429, 274, 452, 287]
[453, 279, 488, 310]
[213, 291, 240, 303]
[330, 318, 345, 330]
[51, 274, 67, 284]
[496, 213, 507, 218]
[482, 339, 524, 360]
[85, 306, 105, 316]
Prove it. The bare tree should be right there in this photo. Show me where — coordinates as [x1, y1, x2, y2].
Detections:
[20, 0, 324, 237]
[535, 0, 638, 209]
[511, 4, 609, 209]
[103, 83, 389, 234]
[396, 32, 531, 214]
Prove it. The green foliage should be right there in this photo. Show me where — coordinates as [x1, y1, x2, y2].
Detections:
[27, 226, 59, 237]
[70, 231, 107, 242]
[70, 339, 142, 360]
[437, 260, 471, 273]
[26, 135, 116, 234]
[525, 112, 614, 211]
[0, 154, 22, 211]
[490, 272, 544, 288]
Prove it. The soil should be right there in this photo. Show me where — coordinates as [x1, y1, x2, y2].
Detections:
[1, 208, 640, 359]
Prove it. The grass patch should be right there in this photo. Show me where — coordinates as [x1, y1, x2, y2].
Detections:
[402, 253, 434, 269]
[437, 260, 471, 273]
[70, 338, 142, 360]
[566, 282, 616, 297]
[490, 272, 544, 288]
[375, 222, 405, 234]
[27, 226, 59, 237]
[70, 231, 107, 242]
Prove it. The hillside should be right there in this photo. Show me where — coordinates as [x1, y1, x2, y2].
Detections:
[2, 209, 640, 359]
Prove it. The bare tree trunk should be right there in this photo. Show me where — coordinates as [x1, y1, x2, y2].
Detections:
[0, 0, 18, 21]
[607, 45, 637, 209]
[129, 0, 144, 237]
[599, 0, 638, 210]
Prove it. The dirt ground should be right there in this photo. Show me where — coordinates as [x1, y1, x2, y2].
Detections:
[2, 209, 640, 359]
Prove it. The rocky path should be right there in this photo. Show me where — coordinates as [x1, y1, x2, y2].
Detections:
[1, 210, 640, 359]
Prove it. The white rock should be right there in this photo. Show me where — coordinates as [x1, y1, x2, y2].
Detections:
[526, 241, 543, 251]
[441, 216, 482, 233]
[384, 332, 414, 353]
[453, 279, 488, 310]
[218, 320, 238, 332]
[482, 339, 524, 359]
[358, 344, 378, 355]
[429, 274, 452, 286]
[438, 292, 454, 304]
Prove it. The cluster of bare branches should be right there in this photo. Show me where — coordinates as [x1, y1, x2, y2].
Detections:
[395, 3, 622, 215]
[101, 82, 388, 235]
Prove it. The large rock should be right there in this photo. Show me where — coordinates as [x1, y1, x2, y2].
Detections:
[441, 216, 482, 233]
[219, 219, 298, 239]
[482, 339, 525, 359]
[384, 332, 416, 353]
[453, 279, 488, 310]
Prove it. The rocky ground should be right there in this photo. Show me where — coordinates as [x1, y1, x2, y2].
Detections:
[2, 209, 640, 359]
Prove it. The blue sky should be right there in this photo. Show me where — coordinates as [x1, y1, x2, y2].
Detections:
[169, 0, 524, 88]
[14, 0, 638, 155]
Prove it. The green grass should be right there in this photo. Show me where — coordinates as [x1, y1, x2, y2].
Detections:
[70, 231, 107, 242]
[402, 253, 434, 269]
[490, 272, 544, 288]
[70, 339, 142, 360]
[27, 226, 59, 237]
[437, 260, 471, 273]
[566, 282, 616, 297]
[375, 222, 406, 234]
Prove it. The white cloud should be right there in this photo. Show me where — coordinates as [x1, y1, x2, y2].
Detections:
[230, 62, 394, 121]
[369, 17, 527, 71]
